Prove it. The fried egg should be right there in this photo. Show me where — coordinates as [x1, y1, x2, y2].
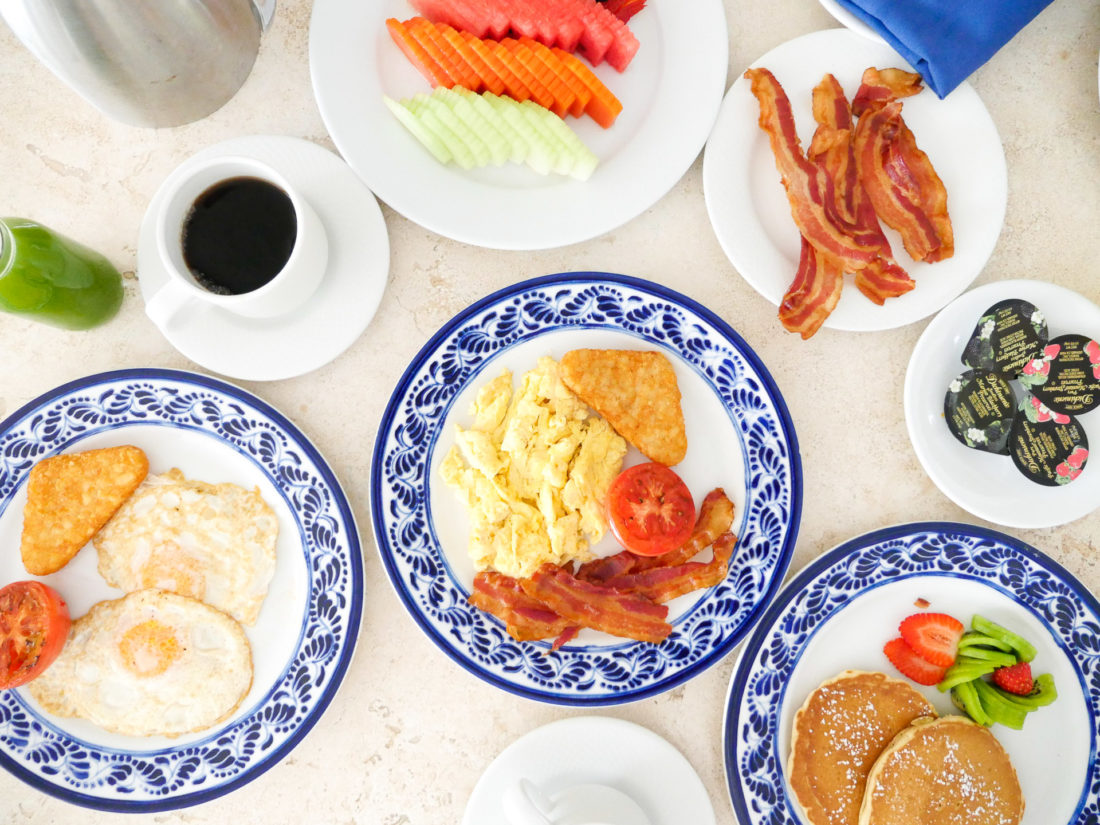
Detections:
[94, 468, 278, 625]
[27, 589, 252, 737]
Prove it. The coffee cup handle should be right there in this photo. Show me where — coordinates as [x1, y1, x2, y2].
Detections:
[503, 778, 556, 825]
[144, 278, 193, 329]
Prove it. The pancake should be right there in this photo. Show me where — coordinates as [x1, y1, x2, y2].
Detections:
[858, 715, 1024, 825]
[788, 670, 937, 825]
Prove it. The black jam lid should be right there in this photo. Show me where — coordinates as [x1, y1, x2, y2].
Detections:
[961, 299, 1048, 378]
[1023, 334, 1100, 416]
[1009, 401, 1089, 486]
[943, 369, 1015, 454]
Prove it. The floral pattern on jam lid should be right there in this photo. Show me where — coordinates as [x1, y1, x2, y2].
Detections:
[961, 299, 1048, 378]
[1028, 334, 1100, 416]
[944, 369, 1015, 454]
[1009, 407, 1089, 487]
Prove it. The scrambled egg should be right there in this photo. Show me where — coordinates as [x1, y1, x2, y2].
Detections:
[440, 357, 627, 578]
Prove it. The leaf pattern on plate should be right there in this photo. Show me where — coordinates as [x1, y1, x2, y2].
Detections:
[0, 370, 362, 812]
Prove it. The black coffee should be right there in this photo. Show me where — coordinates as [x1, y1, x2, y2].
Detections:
[182, 176, 297, 295]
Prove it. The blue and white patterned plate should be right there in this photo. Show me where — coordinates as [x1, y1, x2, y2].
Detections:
[0, 370, 362, 811]
[724, 522, 1098, 825]
[371, 272, 802, 704]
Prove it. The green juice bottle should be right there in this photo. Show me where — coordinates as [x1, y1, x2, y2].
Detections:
[0, 217, 123, 330]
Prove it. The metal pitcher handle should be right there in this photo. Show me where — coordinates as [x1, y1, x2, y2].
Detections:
[253, 0, 277, 30]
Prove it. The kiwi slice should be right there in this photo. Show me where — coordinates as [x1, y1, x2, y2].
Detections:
[972, 679, 1029, 729]
[957, 631, 1013, 652]
[952, 680, 992, 726]
[972, 615, 1038, 662]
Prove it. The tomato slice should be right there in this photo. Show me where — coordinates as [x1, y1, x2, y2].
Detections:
[0, 581, 70, 689]
[607, 463, 696, 557]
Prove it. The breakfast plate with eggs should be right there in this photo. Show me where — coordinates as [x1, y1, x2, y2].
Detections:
[0, 369, 363, 811]
[723, 522, 1099, 825]
[371, 272, 803, 704]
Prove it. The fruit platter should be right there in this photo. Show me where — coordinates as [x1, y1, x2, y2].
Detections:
[309, 0, 728, 249]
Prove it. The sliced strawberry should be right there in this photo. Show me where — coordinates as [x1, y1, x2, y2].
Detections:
[899, 612, 964, 667]
[992, 662, 1034, 695]
[883, 637, 948, 686]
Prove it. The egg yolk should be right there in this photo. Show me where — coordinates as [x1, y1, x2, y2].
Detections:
[119, 620, 182, 677]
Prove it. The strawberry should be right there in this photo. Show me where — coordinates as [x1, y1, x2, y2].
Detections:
[899, 612, 964, 667]
[992, 662, 1034, 695]
[883, 637, 948, 686]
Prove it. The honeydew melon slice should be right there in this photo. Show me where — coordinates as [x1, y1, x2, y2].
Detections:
[405, 98, 478, 170]
[519, 100, 598, 180]
[383, 95, 452, 164]
[484, 92, 560, 176]
[420, 95, 493, 168]
[517, 100, 578, 177]
[454, 87, 529, 164]
[435, 88, 510, 166]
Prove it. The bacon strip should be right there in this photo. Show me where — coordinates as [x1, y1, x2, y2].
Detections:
[469, 571, 572, 641]
[852, 69, 954, 263]
[853, 102, 944, 263]
[779, 239, 844, 338]
[852, 67, 923, 118]
[744, 68, 884, 273]
[776, 73, 912, 335]
[576, 488, 735, 583]
[894, 118, 954, 262]
[600, 531, 737, 603]
[520, 563, 672, 643]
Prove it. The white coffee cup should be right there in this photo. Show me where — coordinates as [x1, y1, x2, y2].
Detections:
[502, 778, 650, 825]
[146, 154, 327, 327]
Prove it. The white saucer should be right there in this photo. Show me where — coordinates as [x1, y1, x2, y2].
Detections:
[816, 0, 883, 42]
[904, 279, 1100, 528]
[463, 716, 714, 825]
[138, 135, 389, 381]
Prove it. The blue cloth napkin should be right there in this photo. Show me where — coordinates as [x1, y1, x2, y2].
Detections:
[832, 0, 1054, 97]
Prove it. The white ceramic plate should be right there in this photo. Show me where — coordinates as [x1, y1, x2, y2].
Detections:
[371, 272, 802, 704]
[464, 716, 714, 825]
[905, 279, 1100, 528]
[309, 0, 728, 250]
[137, 135, 390, 382]
[0, 370, 362, 811]
[724, 523, 1096, 825]
[702, 28, 1006, 333]
[816, 0, 883, 42]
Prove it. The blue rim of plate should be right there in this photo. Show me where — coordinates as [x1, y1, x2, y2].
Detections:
[0, 369, 363, 812]
[723, 521, 1100, 825]
[370, 271, 803, 705]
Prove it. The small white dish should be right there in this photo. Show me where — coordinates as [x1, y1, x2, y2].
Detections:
[464, 717, 713, 825]
[138, 135, 389, 382]
[904, 279, 1100, 528]
[816, 0, 884, 43]
[724, 522, 1097, 825]
[503, 778, 650, 825]
[309, 0, 728, 250]
[702, 29, 1006, 333]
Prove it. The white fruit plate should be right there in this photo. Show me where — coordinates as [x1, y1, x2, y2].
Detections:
[309, 0, 728, 250]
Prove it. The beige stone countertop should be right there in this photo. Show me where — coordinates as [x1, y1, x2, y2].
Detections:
[1, 0, 1099, 823]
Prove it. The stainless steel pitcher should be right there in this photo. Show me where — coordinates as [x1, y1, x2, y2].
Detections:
[1, 0, 277, 127]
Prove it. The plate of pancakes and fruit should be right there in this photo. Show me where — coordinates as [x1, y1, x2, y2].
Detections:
[0, 370, 362, 811]
[723, 522, 1099, 825]
[371, 272, 803, 704]
[309, 0, 728, 250]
